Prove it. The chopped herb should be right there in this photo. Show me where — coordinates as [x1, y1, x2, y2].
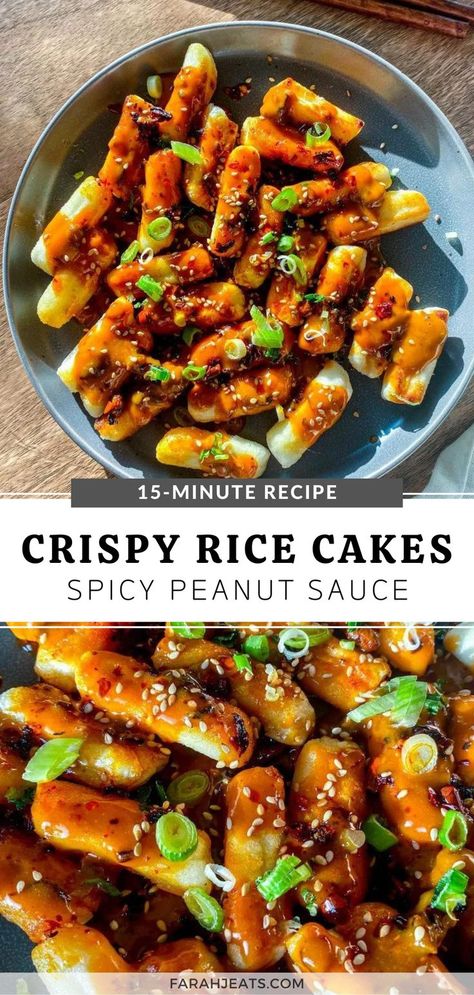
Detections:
[5, 786, 35, 810]
[144, 365, 171, 382]
[85, 878, 122, 897]
[199, 432, 229, 464]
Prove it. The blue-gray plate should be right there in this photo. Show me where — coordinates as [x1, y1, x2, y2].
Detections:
[4, 21, 474, 479]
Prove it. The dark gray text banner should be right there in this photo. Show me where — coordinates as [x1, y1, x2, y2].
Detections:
[71, 478, 403, 508]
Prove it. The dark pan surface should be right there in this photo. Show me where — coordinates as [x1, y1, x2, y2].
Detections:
[0, 627, 36, 971]
[4, 21, 474, 480]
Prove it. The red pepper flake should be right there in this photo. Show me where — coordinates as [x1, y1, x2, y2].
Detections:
[375, 300, 394, 320]
[98, 678, 112, 697]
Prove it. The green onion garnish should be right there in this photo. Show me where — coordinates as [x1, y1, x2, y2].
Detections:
[347, 675, 427, 727]
[184, 886, 224, 932]
[439, 811, 468, 852]
[347, 622, 359, 630]
[304, 292, 325, 303]
[155, 811, 198, 862]
[301, 886, 318, 916]
[183, 363, 206, 381]
[431, 868, 469, 917]
[425, 686, 446, 715]
[279, 253, 307, 285]
[5, 787, 35, 810]
[347, 691, 399, 724]
[84, 878, 122, 897]
[362, 814, 398, 852]
[242, 634, 270, 662]
[147, 217, 172, 241]
[136, 274, 164, 302]
[171, 623, 206, 639]
[233, 652, 253, 674]
[401, 733, 438, 776]
[182, 326, 200, 346]
[256, 855, 312, 901]
[340, 639, 356, 651]
[188, 215, 211, 238]
[306, 122, 332, 147]
[167, 771, 210, 807]
[278, 234, 295, 252]
[144, 365, 171, 383]
[279, 627, 331, 655]
[261, 231, 277, 245]
[390, 679, 427, 728]
[22, 738, 83, 784]
[250, 305, 284, 350]
[74, 170, 85, 180]
[265, 347, 282, 361]
[121, 240, 140, 264]
[171, 140, 203, 165]
[146, 74, 162, 99]
[271, 187, 298, 212]
[199, 432, 230, 464]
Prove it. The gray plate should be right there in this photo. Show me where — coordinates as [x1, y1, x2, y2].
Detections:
[3, 20, 474, 480]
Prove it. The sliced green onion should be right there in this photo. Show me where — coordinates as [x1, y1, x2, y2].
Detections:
[306, 122, 332, 147]
[23, 738, 83, 783]
[278, 234, 295, 252]
[146, 74, 162, 99]
[5, 786, 35, 810]
[147, 217, 172, 241]
[425, 686, 446, 715]
[183, 363, 206, 381]
[256, 855, 312, 901]
[171, 140, 203, 165]
[304, 292, 325, 303]
[171, 623, 206, 639]
[347, 622, 359, 630]
[340, 639, 356, 651]
[264, 347, 281, 361]
[362, 814, 398, 852]
[439, 811, 468, 852]
[233, 652, 253, 674]
[261, 231, 277, 245]
[136, 274, 164, 302]
[224, 338, 247, 361]
[155, 812, 198, 861]
[184, 886, 224, 931]
[182, 326, 200, 346]
[271, 187, 298, 212]
[167, 771, 210, 807]
[306, 627, 332, 647]
[121, 240, 140, 264]
[279, 253, 307, 285]
[401, 733, 438, 776]
[279, 627, 310, 661]
[188, 215, 211, 238]
[84, 878, 122, 897]
[346, 691, 398, 724]
[249, 305, 284, 350]
[199, 432, 229, 464]
[391, 680, 427, 728]
[73, 170, 85, 180]
[144, 365, 171, 383]
[242, 634, 270, 662]
[301, 886, 318, 916]
[431, 868, 469, 917]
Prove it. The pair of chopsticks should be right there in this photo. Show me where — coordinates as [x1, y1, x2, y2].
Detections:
[311, 0, 473, 37]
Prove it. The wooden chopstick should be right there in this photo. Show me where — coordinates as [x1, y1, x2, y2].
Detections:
[310, 0, 470, 36]
[396, 0, 474, 25]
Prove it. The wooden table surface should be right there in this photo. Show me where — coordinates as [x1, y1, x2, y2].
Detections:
[1, 0, 473, 493]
